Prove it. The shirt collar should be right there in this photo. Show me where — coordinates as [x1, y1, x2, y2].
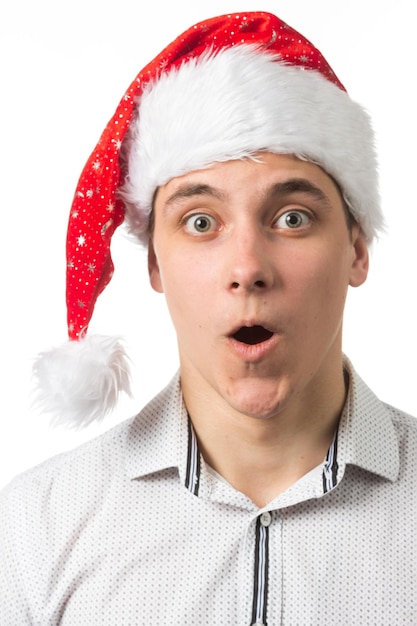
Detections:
[338, 357, 399, 482]
[124, 360, 400, 485]
[124, 371, 188, 481]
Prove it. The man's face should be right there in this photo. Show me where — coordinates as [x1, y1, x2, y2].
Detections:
[148, 153, 368, 421]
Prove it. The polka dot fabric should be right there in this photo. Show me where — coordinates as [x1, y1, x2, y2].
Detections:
[1, 360, 416, 624]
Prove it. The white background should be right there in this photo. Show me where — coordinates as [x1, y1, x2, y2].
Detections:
[1, 0, 416, 489]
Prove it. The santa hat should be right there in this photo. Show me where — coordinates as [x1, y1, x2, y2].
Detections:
[33, 11, 382, 427]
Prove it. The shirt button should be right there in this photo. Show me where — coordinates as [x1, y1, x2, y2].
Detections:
[260, 511, 272, 527]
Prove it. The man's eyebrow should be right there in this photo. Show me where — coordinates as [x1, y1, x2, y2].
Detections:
[164, 183, 226, 209]
[161, 177, 334, 211]
[268, 178, 333, 208]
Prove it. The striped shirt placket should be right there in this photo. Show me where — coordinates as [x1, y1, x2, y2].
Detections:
[185, 417, 201, 496]
[251, 514, 270, 626]
[322, 430, 339, 493]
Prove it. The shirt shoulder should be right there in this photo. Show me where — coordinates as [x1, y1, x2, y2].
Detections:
[384, 402, 417, 428]
[383, 402, 417, 459]
[0, 371, 183, 526]
[0, 375, 183, 623]
[2, 416, 134, 500]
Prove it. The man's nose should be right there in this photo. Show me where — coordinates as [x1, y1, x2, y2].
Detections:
[225, 230, 275, 293]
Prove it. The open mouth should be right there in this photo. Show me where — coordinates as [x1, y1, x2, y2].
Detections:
[232, 325, 274, 345]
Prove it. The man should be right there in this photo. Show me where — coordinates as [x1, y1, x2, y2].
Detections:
[0, 11, 416, 625]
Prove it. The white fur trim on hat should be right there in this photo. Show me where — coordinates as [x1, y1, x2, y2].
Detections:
[33, 335, 132, 428]
[120, 45, 382, 243]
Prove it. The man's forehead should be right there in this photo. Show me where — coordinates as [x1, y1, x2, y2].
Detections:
[156, 154, 338, 211]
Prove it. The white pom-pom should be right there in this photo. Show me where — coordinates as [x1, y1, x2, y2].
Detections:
[32, 335, 132, 428]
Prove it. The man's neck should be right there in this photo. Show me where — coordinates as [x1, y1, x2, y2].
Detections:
[181, 365, 347, 508]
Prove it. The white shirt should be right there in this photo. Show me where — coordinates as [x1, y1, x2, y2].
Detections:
[1, 359, 416, 625]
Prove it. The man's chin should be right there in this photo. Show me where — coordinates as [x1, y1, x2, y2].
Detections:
[223, 376, 292, 421]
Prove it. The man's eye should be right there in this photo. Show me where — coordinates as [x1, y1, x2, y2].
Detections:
[275, 210, 310, 229]
[184, 214, 217, 234]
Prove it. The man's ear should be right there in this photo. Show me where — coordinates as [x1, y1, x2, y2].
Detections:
[349, 225, 369, 288]
[147, 239, 164, 293]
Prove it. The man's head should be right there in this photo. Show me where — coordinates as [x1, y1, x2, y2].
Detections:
[34, 11, 382, 426]
[65, 11, 382, 345]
